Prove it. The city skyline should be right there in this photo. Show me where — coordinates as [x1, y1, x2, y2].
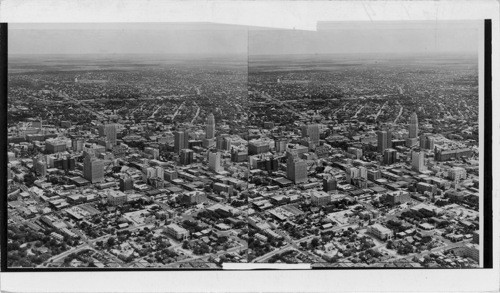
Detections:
[5, 21, 484, 269]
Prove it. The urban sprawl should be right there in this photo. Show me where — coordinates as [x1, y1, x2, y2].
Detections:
[6, 54, 481, 268]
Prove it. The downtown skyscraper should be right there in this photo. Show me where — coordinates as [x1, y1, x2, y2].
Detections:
[98, 123, 117, 146]
[206, 113, 215, 139]
[83, 153, 104, 183]
[377, 131, 388, 153]
[409, 112, 419, 138]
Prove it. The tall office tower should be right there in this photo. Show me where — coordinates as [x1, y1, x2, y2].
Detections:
[34, 156, 47, 177]
[323, 176, 337, 192]
[346, 166, 360, 184]
[248, 140, 270, 155]
[302, 124, 320, 144]
[83, 154, 104, 183]
[358, 166, 368, 180]
[411, 150, 425, 172]
[180, 149, 194, 165]
[208, 151, 222, 173]
[419, 135, 427, 149]
[420, 134, 435, 150]
[119, 175, 134, 192]
[427, 137, 434, 150]
[174, 131, 185, 153]
[155, 166, 164, 181]
[409, 112, 419, 138]
[286, 155, 308, 184]
[216, 136, 224, 150]
[223, 136, 232, 151]
[301, 125, 309, 137]
[99, 124, 117, 145]
[386, 130, 393, 149]
[46, 139, 67, 154]
[72, 138, 84, 152]
[206, 113, 215, 139]
[275, 138, 288, 153]
[183, 129, 191, 150]
[146, 167, 157, 180]
[383, 148, 397, 165]
[308, 124, 320, 144]
[216, 134, 230, 150]
[377, 131, 388, 153]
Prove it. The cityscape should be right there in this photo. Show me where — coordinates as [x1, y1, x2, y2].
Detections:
[6, 23, 482, 269]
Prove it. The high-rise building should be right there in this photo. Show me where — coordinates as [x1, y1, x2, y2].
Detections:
[377, 131, 388, 153]
[275, 138, 288, 153]
[308, 124, 320, 144]
[208, 151, 222, 173]
[409, 112, 419, 138]
[310, 190, 331, 206]
[231, 149, 248, 163]
[302, 124, 320, 144]
[83, 154, 104, 183]
[34, 157, 47, 177]
[383, 148, 397, 165]
[419, 135, 427, 149]
[248, 140, 270, 155]
[223, 136, 232, 151]
[144, 147, 160, 160]
[367, 169, 381, 181]
[72, 138, 84, 152]
[347, 147, 363, 159]
[174, 131, 185, 153]
[346, 167, 359, 184]
[183, 129, 191, 150]
[164, 170, 178, 181]
[155, 166, 164, 181]
[99, 124, 117, 146]
[119, 176, 134, 192]
[216, 134, 230, 151]
[427, 137, 435, 150]
[202, 138, 216, 149]
[323, 176, 337, 192]
[386, 130, 393, 149]
[206, 113, 215, 139]
[420, 134, 435, 150]
[358, 166, 368, 180]
[54, 155, 75, 171]
[180, 149, 194, 165]
[411, 150, 425, 172]
[286, 155, 308, 184]
[146, 167, 157, 179]
[301, 125, 309, 137]
[107, 190, 127, 206]
[46, 139, 67, 154]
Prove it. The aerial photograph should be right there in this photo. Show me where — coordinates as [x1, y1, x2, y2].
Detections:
[246, 22, 482, 267]
[5, 21, 483, 269]
[6, 23, 250, 269]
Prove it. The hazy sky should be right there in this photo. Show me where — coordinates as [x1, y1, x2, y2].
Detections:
[9, 21, 480, 55]
[251, 21, 481, 55]
[9, 23, 249, 55]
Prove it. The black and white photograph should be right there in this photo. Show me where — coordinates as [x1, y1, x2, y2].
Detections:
[0, 0, 498, 292]
[6, 23, 250, 269]
[246, 21, 486, 267]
